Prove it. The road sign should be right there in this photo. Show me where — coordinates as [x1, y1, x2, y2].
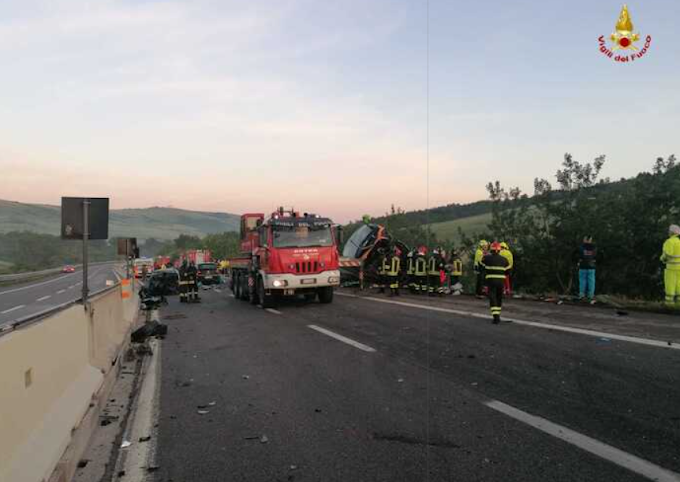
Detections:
[61, 197, 109, 240]
[60, 197, 110, 304]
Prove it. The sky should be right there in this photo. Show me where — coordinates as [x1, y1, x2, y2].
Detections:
[0, 0, 678, 223]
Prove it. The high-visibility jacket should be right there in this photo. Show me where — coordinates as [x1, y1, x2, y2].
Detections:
[386, 256, 401, 276]
[661, 235, 680, 271]
[415, 256, 427, 276]
[452, 259, 463, 276]
[379, 256, 390, 275]
[406, 256, 414, 275]
[427, 256, 442, 276]
[473, 248, 485, 269]
[500, 249, 514, 270]
[481, 253, 509, 280]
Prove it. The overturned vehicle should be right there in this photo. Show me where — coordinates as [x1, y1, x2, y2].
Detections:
[339, 223, 409, 287]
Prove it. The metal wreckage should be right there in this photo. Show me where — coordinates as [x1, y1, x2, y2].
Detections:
[339, 223, 410, 287]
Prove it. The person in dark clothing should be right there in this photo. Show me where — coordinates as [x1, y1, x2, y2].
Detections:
[186, 262, 201, 302]
[178, 260, 189, 303]
[578, 236, 597, 302]
[481, 242, 510, 324]
[386, 246, 401, 297]
[415, 247, 428, 294]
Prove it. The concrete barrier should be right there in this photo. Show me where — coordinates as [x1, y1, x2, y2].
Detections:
[0, 282, 139, 482]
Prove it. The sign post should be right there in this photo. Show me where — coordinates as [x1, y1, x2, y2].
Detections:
[61, 197, 110, 307]
[82, 199, 90, 303]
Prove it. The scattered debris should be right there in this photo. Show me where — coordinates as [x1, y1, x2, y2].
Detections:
[467, 354, 476, 359]
[131, 321, 168, 343]
[139, 436, 151, 442]
[290, 465, 298, 470]
[557, 300, 564, 305]
[120, 440, 132, 449]
[209, 401, 217, 406]
[242, 375, 250, 380]
[117, 470, 126, 478]
[260, 435, 269, 444]
[596, 337, 612, 345]
[244, 436, 260, 440]
[77, 459, 89, 469]
[314, 408, 322, 413]
[197, 410, 210, 415]
[471, 382, 478, 386]
[397, 378, 404, 383]
[616, 310, 629, 316]
[146, 466, 160, 473]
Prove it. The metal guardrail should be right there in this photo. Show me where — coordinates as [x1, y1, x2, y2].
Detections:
[0, 261, 118, 283]
[0, 278, 126, 337]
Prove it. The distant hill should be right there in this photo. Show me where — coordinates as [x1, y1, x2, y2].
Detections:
[428, 212, 492, 243]
[0, 199, 240, 241]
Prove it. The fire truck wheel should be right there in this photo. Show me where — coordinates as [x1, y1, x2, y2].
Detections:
[249, 276, 259, 305]
[240, 275, 249, 301]
[258, 277, 276, 309]
[233, 273, 241, 298]
[318, 286, 334, 304]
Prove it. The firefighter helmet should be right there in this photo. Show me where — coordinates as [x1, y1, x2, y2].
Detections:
[500, 242, 509, 250]
[490, 242, 502, 252]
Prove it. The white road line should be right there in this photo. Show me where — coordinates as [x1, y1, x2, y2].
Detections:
[1, 304, 25, 314]
[485, 399, 680, 482]
[336, 293, 680, 351]
[307, 324, 376, 353]
[57, 289, 66, 294]
[37, 295, 51, 302]
[265, 308, 282, 315]
[68, 285, 75, 289]
[0, 272, 77, 296]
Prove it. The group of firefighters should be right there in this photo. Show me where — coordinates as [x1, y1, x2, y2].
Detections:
[374, 223, 680, 323]
[377, 241, 514, 324]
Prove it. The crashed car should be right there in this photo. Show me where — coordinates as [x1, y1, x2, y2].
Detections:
[340, 223, 409, 286]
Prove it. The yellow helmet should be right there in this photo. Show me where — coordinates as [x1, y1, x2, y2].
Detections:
[479, 239, 488, 247]
[500, 242, 509, 250]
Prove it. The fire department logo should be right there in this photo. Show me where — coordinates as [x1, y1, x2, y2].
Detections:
[598, 5, 651, 63]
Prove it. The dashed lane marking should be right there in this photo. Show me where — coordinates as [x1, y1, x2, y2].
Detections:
[57, 289, 66, 294]
[336, 292, 680, 351]
[37, 295, 51, 302]
[1, 305, 25, 314]
[485, 399, 680, 482]
[0, 273, 77, 296]
[307, 324, 376, 353]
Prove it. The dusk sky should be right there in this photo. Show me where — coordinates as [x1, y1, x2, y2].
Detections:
[1, 0, 678, 222]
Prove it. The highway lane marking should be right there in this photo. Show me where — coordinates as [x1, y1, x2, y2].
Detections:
[308, 324, 376, 353]
[265, 308, 282, 315]
[485, 399, 680, 482]
[1, 305, 25, 314]
[336, 293, 680, 351]
[0, 272, 78, 296]
[37, 295, 51, 302]
[57, 289, 66, 294]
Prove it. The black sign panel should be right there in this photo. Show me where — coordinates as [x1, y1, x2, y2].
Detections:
[116, 237, 138, 256]
[61, 197, 110, 240]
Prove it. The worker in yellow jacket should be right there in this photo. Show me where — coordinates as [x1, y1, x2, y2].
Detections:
[500, 242, 514, 295]
[661, 224, 680, 307]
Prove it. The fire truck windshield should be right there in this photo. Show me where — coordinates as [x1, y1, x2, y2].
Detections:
[272, 224, 333, 248]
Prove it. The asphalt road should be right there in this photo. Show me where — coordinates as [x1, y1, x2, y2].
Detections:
[0, 263, 121, 328]
[155, 288, 680, 482]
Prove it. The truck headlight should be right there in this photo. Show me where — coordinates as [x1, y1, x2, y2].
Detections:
[328, 276, 340, 284]
[273, 279, 288, 288]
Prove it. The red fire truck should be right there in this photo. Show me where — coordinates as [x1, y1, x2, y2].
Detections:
[228, 208, 341, 308]
[179, 249, 212, 266]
